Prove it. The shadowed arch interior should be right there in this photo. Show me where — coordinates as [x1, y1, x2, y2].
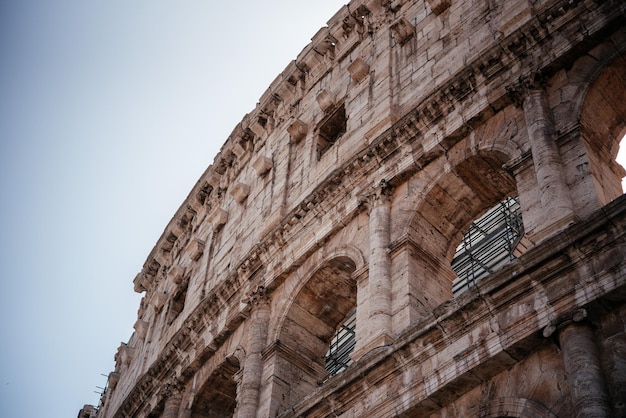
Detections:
[580, 55, 626, 205]
[190, 356, 240, 418]
[411, 152, 517, 263]
[281, 256, 357, 361]
[273, 256, 357, 409]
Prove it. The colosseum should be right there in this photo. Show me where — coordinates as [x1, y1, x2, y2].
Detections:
[80, 0, 626, 417]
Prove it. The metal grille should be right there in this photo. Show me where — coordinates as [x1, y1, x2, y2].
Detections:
[324, 309, 356, 377]
[451, 196, 524, 296]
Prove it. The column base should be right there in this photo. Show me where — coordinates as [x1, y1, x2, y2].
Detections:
[527, 212, 577, 245]
[352, 333, 393, 361]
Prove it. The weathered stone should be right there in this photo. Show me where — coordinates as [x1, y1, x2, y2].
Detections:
[84, 1, 626, 417]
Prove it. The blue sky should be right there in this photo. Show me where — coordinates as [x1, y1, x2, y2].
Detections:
[0, 1, 346, 417]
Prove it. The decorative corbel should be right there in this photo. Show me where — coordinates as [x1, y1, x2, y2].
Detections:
[252, 155, 273, 176]
[133, 319, 149, 340]
[316, 90, 335, 112]
[287, 119, 309, 143]
[230, 182, 251, 204]
[133, 272, 147, 293]
[390, 17, 414, 45]
[348, 58, 370, 83]
[208, 207, 228, 231]
[426, 0, 451, 15]
[189, 239, 205, 261]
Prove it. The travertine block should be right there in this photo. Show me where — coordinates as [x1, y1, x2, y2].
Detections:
[426, 0, 450, 15]
[208, 207, 228, 231]
[133, 320, 149, 340]
[252, 155, 273, 176]
[316, 90, 335, 112]
[230, 182, 251, 203]
[348, 58, 370, 83]
[189, 239, 205, 261]
[287, 119, 308, 143]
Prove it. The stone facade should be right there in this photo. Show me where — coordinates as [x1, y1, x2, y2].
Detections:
[82, 0, 626, 417]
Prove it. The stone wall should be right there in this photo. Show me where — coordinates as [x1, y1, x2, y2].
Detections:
[87, 0, 626, 417]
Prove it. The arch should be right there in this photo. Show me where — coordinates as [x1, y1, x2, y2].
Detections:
[270, 245, 365, 344]
[397, 149, 520, 311]
[451, 195, 525, 295]
[546, 35, 626, 215]
[323, 244, 366, 272]
[393, 104, 526, 241]
[189, 355, 241, 418]
[270, 255, 358, 413]
[579, 55, 626, 205]
[410, 150, 518, 263]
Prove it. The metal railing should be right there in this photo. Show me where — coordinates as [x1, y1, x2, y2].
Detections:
[323, 309, 356, 378]
[451, 196, 524, 296]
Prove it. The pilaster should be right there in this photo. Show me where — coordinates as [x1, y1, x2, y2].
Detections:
[522, 86, 576, 241]
[235, 286, 271, 418]
[544, 309, 611, 418]
[355, 180, 393, 358]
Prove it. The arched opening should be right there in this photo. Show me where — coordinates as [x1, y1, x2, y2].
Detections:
[274, 256, 357, 410]
[409, 152, 521, 305]
[190, 356, 240, 418]
[580, 56, 626, 205]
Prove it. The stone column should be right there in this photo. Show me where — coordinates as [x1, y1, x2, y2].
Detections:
[367, 180, 393, 348]
[236, 286, 270, 418]
[162, 384, 182, 418]
[523, 87, 575, 238]
[545, 309, 611, 417]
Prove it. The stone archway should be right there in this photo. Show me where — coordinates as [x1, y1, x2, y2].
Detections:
[469, 397, 558, 417]
[403, 150, 519, 311]
[580, 55, 626, 206]
[412, 151, 517, 262]
[270, 256, 357, 415]
[190, 356, 240, 418]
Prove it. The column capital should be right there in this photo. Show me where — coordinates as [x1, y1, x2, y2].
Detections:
[360, 179, 393, 210]
[542, 308, 588, 338]
[161, 380, 183, 400]
[249, 285, 270, 307]
[505, 73, 548, 108]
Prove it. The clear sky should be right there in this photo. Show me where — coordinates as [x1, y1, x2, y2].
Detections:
[0, 1, 347, 417]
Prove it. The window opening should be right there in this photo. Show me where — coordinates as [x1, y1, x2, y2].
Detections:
[323, 309, 356, 380]
[451, 196, 524, 296]
[317, 103, 347, 158]
[167, 286, 188, 324]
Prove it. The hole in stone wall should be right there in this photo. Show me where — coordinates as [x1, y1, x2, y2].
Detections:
[317, 103, 347, 159]
[167, 285, 188, 324]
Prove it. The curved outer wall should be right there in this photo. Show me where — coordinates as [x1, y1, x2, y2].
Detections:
[83, 0, 626, 417]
